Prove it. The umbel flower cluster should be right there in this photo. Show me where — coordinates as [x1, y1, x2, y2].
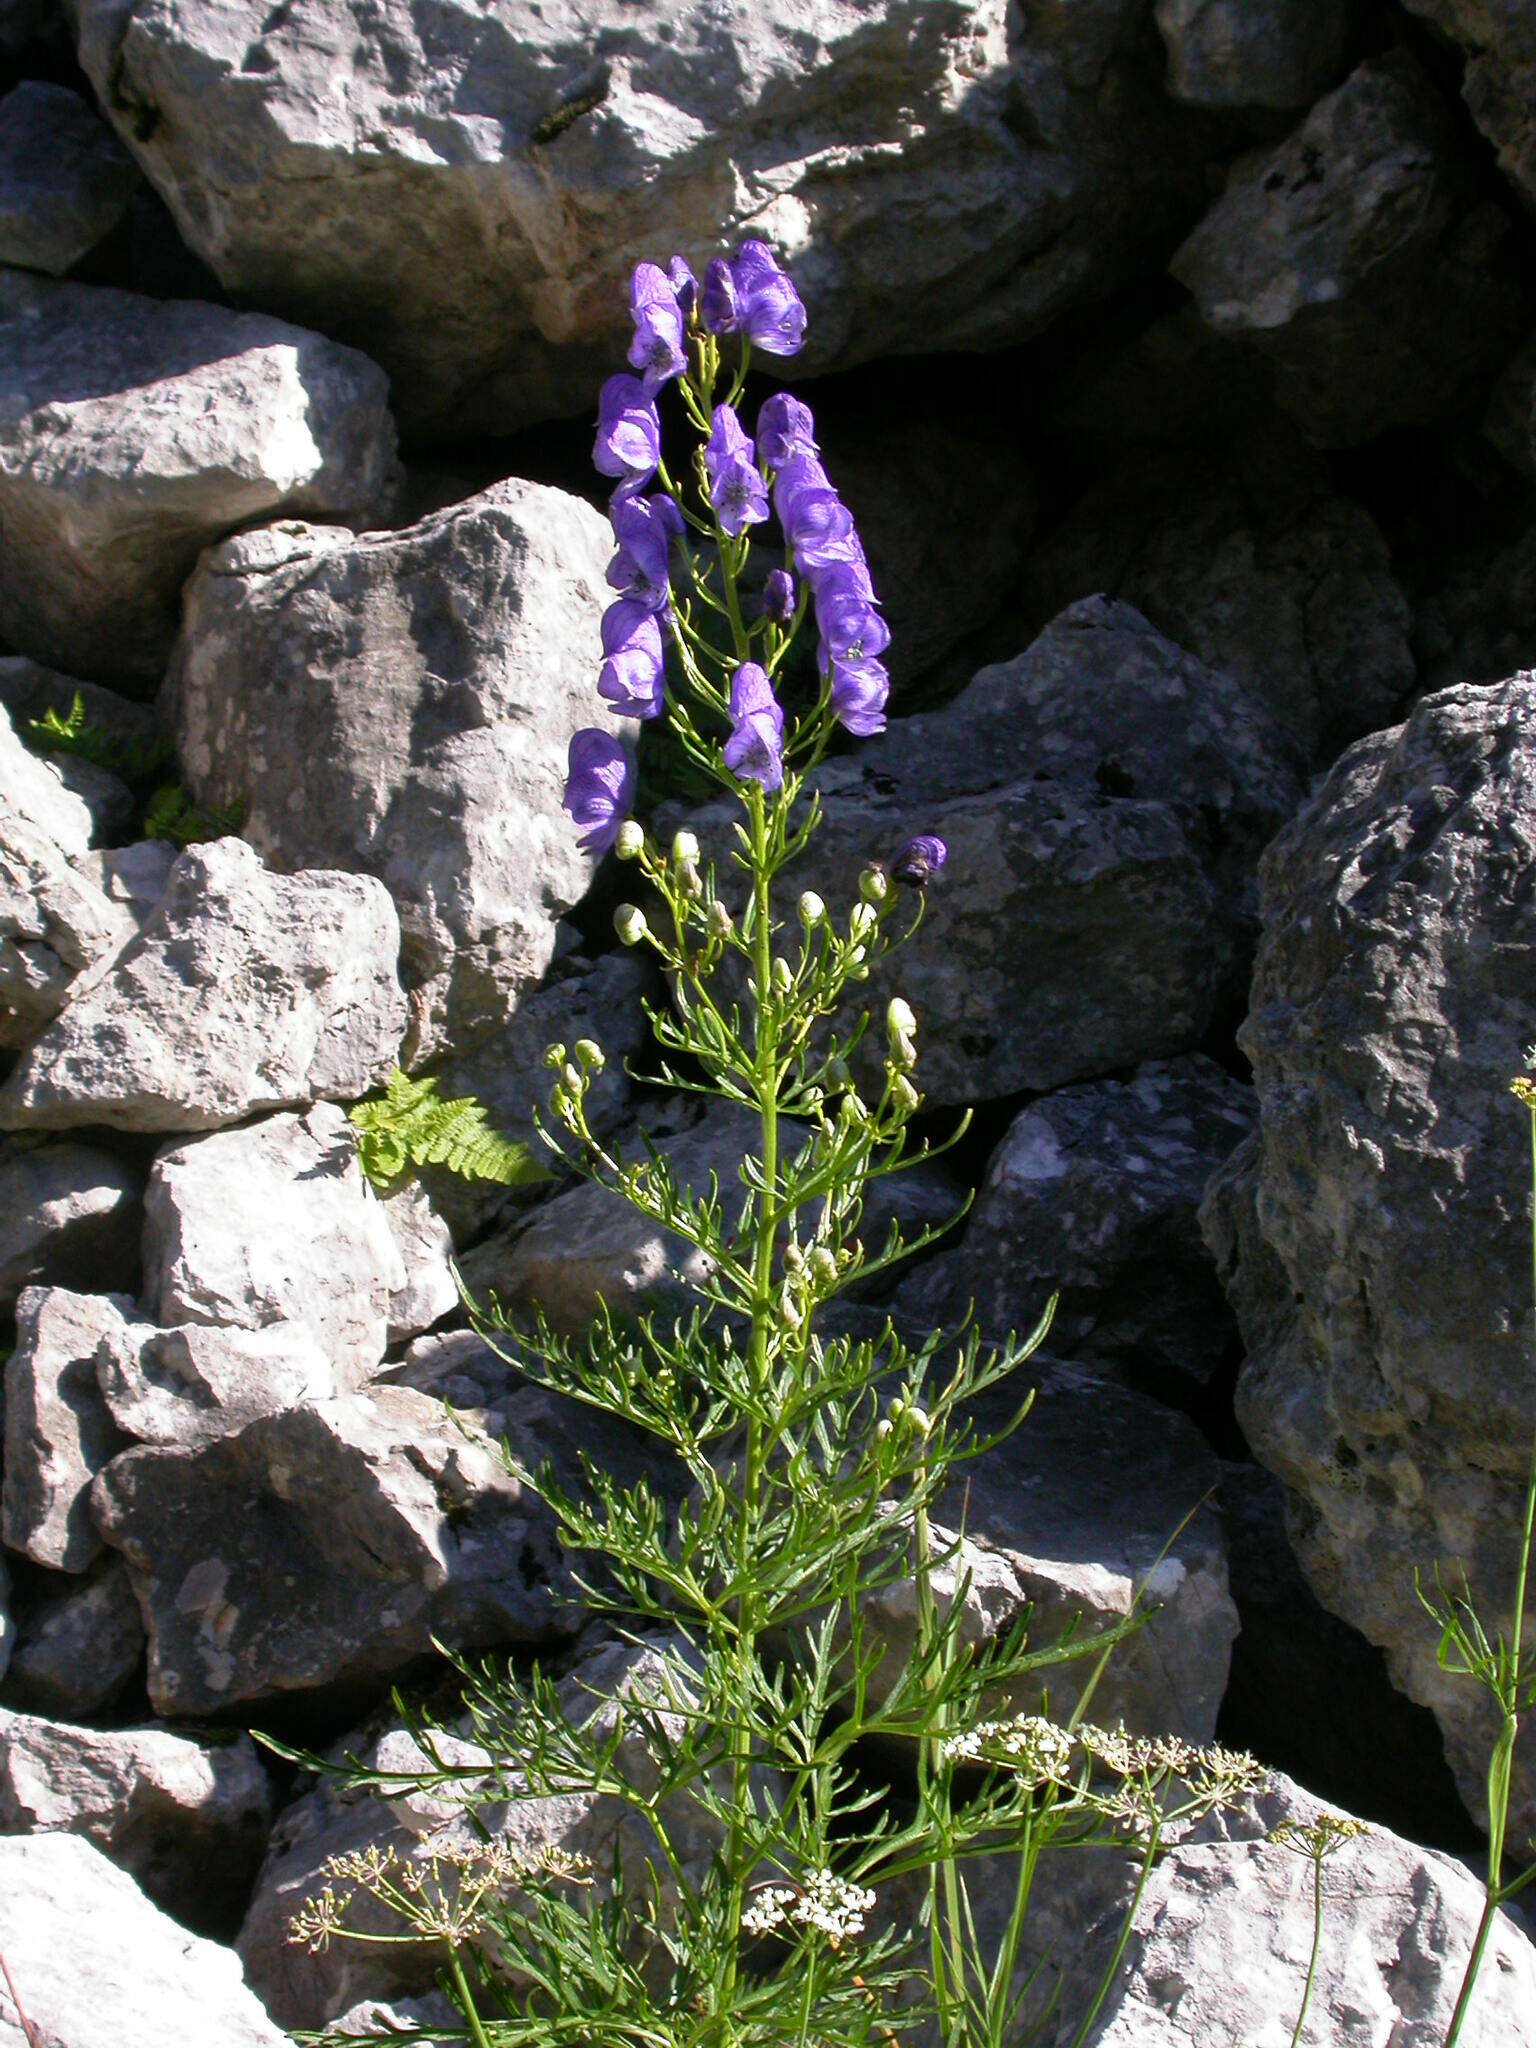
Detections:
[289, 243, 1264, 2048]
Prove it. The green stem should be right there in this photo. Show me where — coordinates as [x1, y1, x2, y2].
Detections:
[446, 1945, 494, 2048]
[1286, 1852, 1326, 2048]
[1067, 1824, 1161, 2048]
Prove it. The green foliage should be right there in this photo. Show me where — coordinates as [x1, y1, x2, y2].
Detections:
[25, 690, 176, 783]
[349, 1067, 549, 1191]
[139, 782, 248, 848]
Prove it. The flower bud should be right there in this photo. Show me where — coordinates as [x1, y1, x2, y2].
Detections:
[798, 890, 826, 926]
[614, 903, 648, 946]
[783, 1243, 806, 1273]
[671, 828, 700, 865]
[906, 1404, 931, 1437]
[542, 1041, 567, 1069]
[891, 1074, 920, 1115]
[706, 900, 734, 939]
[614, 819, 645, 861]
[778, 1288, 803, 1330]
[574, 1038, 605, 1072]
[771, 955, 793, 995]
[859, 865, 889, 906]
[887, 997, 917, 1039]
[826, 1056, 851, 1090]
[849, 901, 877, 944]
[763, 567, 797, 626]
[562, 1062, 583, 1093]
[875, 1417, 894, 1442]
[808, 1245, 838, 1285]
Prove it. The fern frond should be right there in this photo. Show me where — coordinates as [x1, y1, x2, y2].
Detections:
[350, 1067, 550, 1190]
[141, 783, 247, 847]
[26, 691, 176, 783]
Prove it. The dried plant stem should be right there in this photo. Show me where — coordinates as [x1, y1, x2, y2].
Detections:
[0, 1949, 41, 2048]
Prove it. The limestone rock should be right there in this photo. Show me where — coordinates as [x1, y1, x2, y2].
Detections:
[1, 1288, 130, 1572]
[0, 837, 407, 1133]
[0, 1558, 144, 1717]
[0, 82, 136, 275]
[142, 1106, 403, 1384]
[0, 1557, 11, 1687]
[95, 1317, 340, 1448]
[0, 1139, 139, 1309]
[1170, 54, 1531, 446]
[0, 1832, 289, 2047]
[0, 803, 128, 1049]
[1021, 451, 1415, 763]
[378, 1182, 457, 1345]
[0, 1708, 271, 1933]
[0, 656, 166, 766]
[1203, 674, 1536, 1841]
[0, 269, 398, 684]
[1399, 0, 1536, 213]
[0, 695, 92, 858]
[71, 0, 1210, 438]
[168, 483, 624, 1052]
[93, 1384, 570, 1715]
[896, 1057, 1254, 1395]
[1154, 0, 1356, 109]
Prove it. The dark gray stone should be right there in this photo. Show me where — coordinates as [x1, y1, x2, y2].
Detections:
[0, 83, 136, 275]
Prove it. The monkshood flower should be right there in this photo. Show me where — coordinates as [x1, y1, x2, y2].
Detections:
[829, 653, 889, 737]
[772, 449, 835, 518]
[894, 834, 948, 886]
[593, 374, 661, 492]
[704, 404, 769, 536]
[762, 568, 797, 625]
[598, 598, 665, 718]
[701, 256, 739, 334]
[607, 493, 683, 612]
[756, 392, 818, 471]
[723, 662, 785, 791]
[815, 570, 890, 665]
[563, 729, 634, 853]
[733, 240, 807, 356]
[667, 255, 698, 317]
[782, 487, 859, 577]
[627, 263, 687, 393]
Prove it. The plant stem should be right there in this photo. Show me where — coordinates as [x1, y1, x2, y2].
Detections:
[446, 1945, 494, 2048]
[1286, 1851, 1326, 2048]
[1067, 1824, 1160, 2048]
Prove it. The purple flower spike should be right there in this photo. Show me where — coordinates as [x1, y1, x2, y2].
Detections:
[594, 374, 661, 490]
[829, 654, 889, 738]
[628, 264, 687, 393]
[732, 239, 807, 357]
[564, 729, 635, 853]
[762, 568, 797, 626]
[756, 392, 818, 470]
[723, 661, 785, 791]
[815, 573, 890, 665]
[701, 257, 739, 335]
[782, 488, 857, 575]
[704, 404, 769, 537]
[607, 492, 683, 612]
[894, 834, 948, 886]
[598, 597, 666, 718]
[771, 450, 835, 525]
[667, 256, 699, 317]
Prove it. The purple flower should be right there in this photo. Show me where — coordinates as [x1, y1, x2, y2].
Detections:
[782, 488, 858, 576]
[627, 264, 687, 393]
[667, 255, 699, 318]
[762, 568, 797, 626]
[756, 392, 818, 470]
[723, 662, 785, 791]
[593, 374, 661, 491]
[607, 492, 683, 612]
[829, 654, 889, 738]
[815, 571, 889, 665]
[564, 729, 634, 853]
[701, 257, 739, 335]
[771, 450, 834, 524]
[703, 404, 769, 537]
[894, 834, 948, 886]
[732, 240, 807, 357]
[598, 598, 665, 718]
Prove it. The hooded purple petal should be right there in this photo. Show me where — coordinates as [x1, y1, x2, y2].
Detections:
[731, 240, 807, 357]
[828, 654, 889, 738]
[667, 255, 699, 316]
[723, 661, 785, 790]
[627, 263, 687, 393]
[703, 403, 769, 537]
[756, 392, 818, 470]
[593, 374, 661, 487]
[701, 257, 739, 335]
[564, 729, 635, 852]
[606, 493, 681, 612]
[598, 599, 666, 718]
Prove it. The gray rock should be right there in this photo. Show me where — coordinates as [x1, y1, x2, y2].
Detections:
[1021, 450, 1414, 764]
[331, 1995, 460, 2038]
[95, 1316, 341, 1448]
[1, 1288, 130, 1573]
[0, 1557, 144, 1717]
[860, 1363, 1237, 1742]
[0, 694, 92, 858]
[0, 1832, 289, 2047]
[93, 1384, 570, 1716]
[0, 1708, 270, 1933]
[78, 838, 177, 926]
[1483, 329, 1536, 482]
[238, 1634, 744, 2027]
[1400, 0, 1536, 212]
[0, 655, 166, 766]
[168, 483, 625, 1054]
[0, 1139, 140, 1310]
[0, 1556, 11, 1687]
[1044, 1773, 1536, 2048]
[1154, 0, 1356, 109]
[0, 837, 407, 1133]
[71, 0, 1210, 438]
[379, 1182, 458, 1346]
[0, 0, 56, 53]
[1203, 674, 1536, 1841]
[143, 1106, 404, 1385]
[1170, 54, 1531, 447]
[896, 1057, 1254, 1393]
[1413, 521, 1536, 700]
[0, 269, 398, 684]
[0, 803, 128, 1050]
[46, 751, 136, 846]
[0, 83, 136, 275]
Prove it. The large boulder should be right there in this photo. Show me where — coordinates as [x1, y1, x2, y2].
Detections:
[1170, 54, 1531, 447]
[1, 1288, 131, 1573]
[0, 1833, 289, 2047]
[0, 1708, 270, 1933]
[168, 482, 622, 1053]
[70, 0, 1211, 437]
[142, 1106, 404, 1384]
[0, 838, 407, 1133]
[0, 82, 136, 275]
[0, 1558, 145, 1717]
[0, 1139, 140, 1309]
[1203, 674, 1536, 1841]
[0, 270, 398, 686]
[1154, 0, 1356, 109]
[1399, 1, 1536, 214]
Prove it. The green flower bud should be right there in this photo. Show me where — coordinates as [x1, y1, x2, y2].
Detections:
[574, 1038, 605, 1072]
[826, 1056, 851, 1090]
[771, 955, 793, 995]
[706, 900, 734, 939]
[783, 1243, 806, 1273]
[808, 1245, 838, 1285]
[614, 819, 645, 861]
[849, 902, 877, 944]
[542, 1041, 568, 1069]
[798, 890, 826, 925]
[887, 997, 917, 1039]
[891, 1074, 921, 1115]
[561, 1062, 583, 1093]
[859, 864, 890, 905]
[671, 828, 701, 865]
[614, 903, 648, 946]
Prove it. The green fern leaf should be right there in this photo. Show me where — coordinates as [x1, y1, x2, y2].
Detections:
[350, 1068, 549, 1191]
